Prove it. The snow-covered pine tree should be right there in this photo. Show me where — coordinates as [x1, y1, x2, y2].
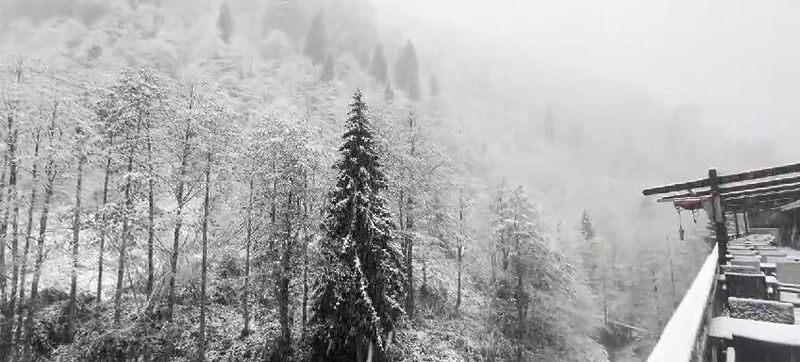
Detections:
[308, 90, 405, 361]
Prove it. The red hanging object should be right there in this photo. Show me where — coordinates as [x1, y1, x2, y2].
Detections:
[673, 198, 704, 210]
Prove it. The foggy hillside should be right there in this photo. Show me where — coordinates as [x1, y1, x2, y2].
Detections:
[0, 0, 788, 361]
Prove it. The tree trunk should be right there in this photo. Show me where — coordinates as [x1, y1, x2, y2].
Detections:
[22, 151, 57, 359]
[278, 189, 294, 356]
[302, 242, 308, 334]
[405, 114, 417, 322]
[67, 155, 85, 341]
[422, 256, 427, 291]
[96, 150, 112, 304]
[22, 112, 57, 359]
[242, 180, 253, 335]
[0, 115, 18, 362]
[114, 151, 134, 325]
[515, 226, 525, 362]
[405, 197, 414, 321]
[455, 245, 462, 315]
[199, 153, 211, 361]
[0, 115, 16, 305]
[168, 123, 192, 321]
[15, 130, 41, 343]
[301, 172, 310, 337]
[356, 335, 363, 362]
[455, 189, 465, 315]
[146, 135, 155, 296]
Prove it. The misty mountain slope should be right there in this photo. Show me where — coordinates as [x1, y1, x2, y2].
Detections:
[0, 1, 781, 361]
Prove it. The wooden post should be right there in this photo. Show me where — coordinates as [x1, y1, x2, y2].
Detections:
[744, 210, 750, 234]
[709, 168, 728, 264]
[733, 212, 740, 238]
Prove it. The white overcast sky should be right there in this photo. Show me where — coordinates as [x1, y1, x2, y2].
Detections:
[375, 0, 800, 155]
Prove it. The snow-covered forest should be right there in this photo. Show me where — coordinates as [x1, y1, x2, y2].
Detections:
[0, 0, 788, 361]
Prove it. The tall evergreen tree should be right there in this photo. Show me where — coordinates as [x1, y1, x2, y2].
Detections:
[394, 40, 420, 101]
[370, 44, 388, 84]
[308, 90, 405, 361]
[217, 1, 234, 44]
[304, 10, 327, 65]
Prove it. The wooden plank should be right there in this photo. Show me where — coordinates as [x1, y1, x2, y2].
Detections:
[659, 175, 800, 201]
[724, 189, 800, 204]
[720, 183, 800, 200]
[780, 200, 800, 211]
[727, 198, 799, 212]
[644, 162, 800, 197]
[643, 178, 710, 196]
[718, 162, 800, 185]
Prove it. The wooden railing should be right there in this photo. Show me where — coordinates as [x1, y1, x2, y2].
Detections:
[648, 245, 719, 362]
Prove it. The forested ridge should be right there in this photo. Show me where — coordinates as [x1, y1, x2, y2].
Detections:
[0, 0, 781, 361]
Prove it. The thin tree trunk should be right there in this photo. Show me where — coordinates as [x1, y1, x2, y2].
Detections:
[651, 265, 662, 331]
[405, 113, 416, 322]
[301, 172, 310, 337]
[666, 236, 677, 307]
[278, 189, 294, 355]
[356, 336, 363, 362]
[242, 179, 253, 335]
[168, 123, 192, 321]
[114, 151, 134, 325]
[15, 130, 41, 343]
[456, 246, 462, 315]
[22, 109, 57, 359]
[96, 151, 112, 303]
[0, 115, 15, 307]
[514, 202, 526, 362]
[455, 188, 464, 315]
[302, 241, 308, 334]
[67, 155, 85, 341]
[199, 153, 211, 361]
[22, 146, 57, 358]
[146, 129, 155, 296]
[0, 116, 19, 362]
[405, 205, 414, 320]
[422, 256, 427, 290]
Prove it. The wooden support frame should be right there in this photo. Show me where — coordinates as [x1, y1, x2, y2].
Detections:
[643, 162, 800, 265]
[720, 183, 800, 200]
[658, 175, 800, 201]
[708, 169, 728, 263]
[644, 162, 800, 196]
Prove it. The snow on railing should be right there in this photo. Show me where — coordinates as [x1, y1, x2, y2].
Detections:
[647, 244, 719, 362]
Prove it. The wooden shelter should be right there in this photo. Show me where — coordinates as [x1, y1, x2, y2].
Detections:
[642, 162, 800, 264]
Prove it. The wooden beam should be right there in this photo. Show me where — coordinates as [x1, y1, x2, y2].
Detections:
[644, 162, 800, 197]
[727, 197, 799, 212]
[718, 162, 800, 185]
[658, 175, 800, 201]
[724, 189, 800, 204]
[643, 178, 710, 196]
[719, 183, 800, 200]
